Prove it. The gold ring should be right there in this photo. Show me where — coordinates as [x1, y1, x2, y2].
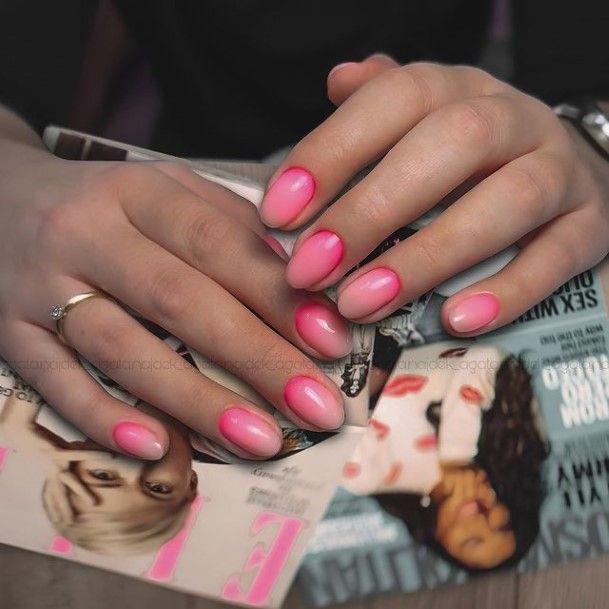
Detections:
[49, 291, 108, 345]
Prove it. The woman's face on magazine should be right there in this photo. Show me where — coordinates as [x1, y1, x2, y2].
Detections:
[434, 467, 516, 569]
[70, 425, 196, 514]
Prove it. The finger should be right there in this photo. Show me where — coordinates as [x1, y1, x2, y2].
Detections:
[286, 93, 554, 291]
[0, 318, 170, 460]
[335, 147, 572, 322]
[52, 295, 284, 460]
[441, 207, 609, 336]
[327, 54, 398, 106]
[120, 168, 352, 359]
[78, 231, 345, 432]
[151, 161, 267, 237]
[260, 63, 499, 228]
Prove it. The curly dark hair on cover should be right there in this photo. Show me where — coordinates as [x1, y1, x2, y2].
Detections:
[375, 354, 550, 572]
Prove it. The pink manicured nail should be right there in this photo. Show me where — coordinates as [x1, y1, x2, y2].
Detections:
[295, 302, 352, 358]
[284, 376, 344, 430]
[263, 235, 289, 261]
[261, 167, 315, 227]
[328, 62, 357, 78]
[112, 422, 166, 460]
[286, 230, 344, 288]
[218, 407, 282, 457]
[338, 267, 401, 319]
[448, 293, 500, 333]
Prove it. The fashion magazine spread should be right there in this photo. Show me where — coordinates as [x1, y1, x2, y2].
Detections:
[0, 129, 374, 608]
[297, 261, 609, 606]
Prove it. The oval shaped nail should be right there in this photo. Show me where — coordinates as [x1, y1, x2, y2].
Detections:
[113, 422, 166, 460]
[295, 302, 352, 358]
[284, 376, 344, 430]
[338, 267, 400, 319]
[286, 231, 344, 289]
[218, 407, 282, 458]
[261, 167, 315, 227]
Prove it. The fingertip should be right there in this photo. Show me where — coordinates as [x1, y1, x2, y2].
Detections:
[112, 420, 169, 460]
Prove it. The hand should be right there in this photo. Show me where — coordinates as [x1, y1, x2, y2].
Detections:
[0, 131, 351, 461]
[260, 56, 609, 333]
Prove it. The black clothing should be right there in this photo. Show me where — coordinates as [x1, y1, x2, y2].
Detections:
[1, 1, 608, 158]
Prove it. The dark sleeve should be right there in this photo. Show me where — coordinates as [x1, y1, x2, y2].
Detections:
[512, 0, 609, 104]
[0, 1, 98, 132]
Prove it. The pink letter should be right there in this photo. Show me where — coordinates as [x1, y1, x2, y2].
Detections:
[222, 512, 305, 606]
[146, 495, 203, 582]
[50, 536, 73, 555]
[0, 446, 10, 471]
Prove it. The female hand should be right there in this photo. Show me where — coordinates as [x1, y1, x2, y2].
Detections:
[260, 56, 609, 333]
[0, 118, 351, 461]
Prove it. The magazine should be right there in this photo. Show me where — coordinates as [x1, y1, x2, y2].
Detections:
[0, 129, 376, 608]
[296, 262, 609, 606]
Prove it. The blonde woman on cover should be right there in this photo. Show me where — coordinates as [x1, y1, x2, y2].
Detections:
[0, 375, 197, 555]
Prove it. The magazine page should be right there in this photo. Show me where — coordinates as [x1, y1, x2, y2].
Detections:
[297, 262, 609, 606]
[0, 130, 376, 608]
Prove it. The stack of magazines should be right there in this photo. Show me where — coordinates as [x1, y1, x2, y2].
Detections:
[1, 128, 608, 608]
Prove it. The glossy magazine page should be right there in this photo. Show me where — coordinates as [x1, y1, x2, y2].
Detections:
[0, 129, 374, 608]
[297, 262, 609, 605]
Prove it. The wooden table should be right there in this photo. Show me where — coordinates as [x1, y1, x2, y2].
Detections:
[1, 161, 605, 609]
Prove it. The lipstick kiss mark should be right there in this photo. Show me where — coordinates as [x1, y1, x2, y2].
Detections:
[459, 384, 483, 405]
[343, 461, 361, 478]
[414, 434, 438, 451]
[383, 462, 403, 486]
[383, 374, 427, 396]
[370, 419, 390, 440]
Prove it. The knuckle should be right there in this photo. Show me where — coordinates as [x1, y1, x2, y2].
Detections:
[87, 319, 133, 367]
[147, 268, 195, 324]
[505, 154, 566, 221]
[348, 184, 395, 231]
[385, 64, 434, 112]
[444, 100, 498, 150]
[413, 233, 444, 271]
[184, 212, 234, 265]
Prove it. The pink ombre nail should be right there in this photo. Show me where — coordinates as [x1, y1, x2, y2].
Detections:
[448, 293, 500, 333]
[218, 407, 282, 457]
[295, 302, 352, 358]
[284, 376, 344, 430]
[112, 422, 166, 460]
[338, 267, 401, 319]
[286, 230, 344, 288]
[263, 235, 289, 261]
[260, 167, 315, 227]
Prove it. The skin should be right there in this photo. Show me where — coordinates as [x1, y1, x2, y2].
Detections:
[267, 55, 609, 329]
[0, 108, 346, 461]
[431, 465, 516, 569]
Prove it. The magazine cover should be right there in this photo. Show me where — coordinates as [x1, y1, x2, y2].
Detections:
[297, 262, 609, 606]
[0, 130, 376, 608]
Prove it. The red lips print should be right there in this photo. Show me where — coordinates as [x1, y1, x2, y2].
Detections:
[383, 462, 403, 486]
[343, 461, 361, 478]
[459, 384, 483, 405]
[439, 347, 468, 358]
[369, 419, 390, 440]
[383, 374, 427, 396]
[414, 434, 438, 452]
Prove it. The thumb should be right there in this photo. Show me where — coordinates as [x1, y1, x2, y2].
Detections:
[327, 54, 399, 106]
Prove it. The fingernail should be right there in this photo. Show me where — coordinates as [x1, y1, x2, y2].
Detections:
[112, 422, 166, 460]
[284, 376, 344, 430]
[286, 230, 344, 288]
[338, 267, 400, 319]
[263, 234, 289, 261]
[218, 407, 282, 458]
[328, 61, 357, 78]
[295, 302, 352, 358]
[448, 293, 500, 333]
[261, 167, 315, 227]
